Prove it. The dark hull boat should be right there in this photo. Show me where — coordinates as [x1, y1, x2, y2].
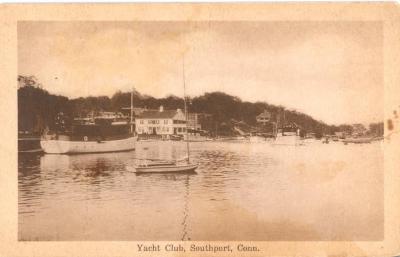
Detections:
[18, 133, 43, 154]
[41, 120, 136, 154]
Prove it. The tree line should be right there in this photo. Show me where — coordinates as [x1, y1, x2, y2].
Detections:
[18, 75, 383, 137]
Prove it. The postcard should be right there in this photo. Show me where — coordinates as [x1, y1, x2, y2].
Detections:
[1, 3, 400, 257]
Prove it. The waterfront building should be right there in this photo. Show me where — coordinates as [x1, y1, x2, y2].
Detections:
[135, 106, 187, 139]
[256, 110, 272, 125]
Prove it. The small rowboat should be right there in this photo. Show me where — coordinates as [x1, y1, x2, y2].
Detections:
[134, 161, 198, 174]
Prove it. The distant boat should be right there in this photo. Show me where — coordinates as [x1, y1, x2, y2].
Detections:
[273, 122, 302, 146]
[134, 158, 197, 174]
[342, 137, 373, 144]
[274, 131, 301, 146]
[249, 135, 270, 143]
[322, 137, 329, 144]
[184, 134, 207, 142]
[40, 89, 137, 154]
[132, 57, 198, 174]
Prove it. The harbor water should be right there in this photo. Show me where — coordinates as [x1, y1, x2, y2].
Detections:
[18, 140, 383, 241]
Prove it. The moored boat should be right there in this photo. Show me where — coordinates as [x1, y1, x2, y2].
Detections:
[273, 123, 302, 146]
[134, 159, 198, 174]
[342, 137, 373, 144]
[18, 133, 43, 154]
[249, 135, 271, 143]
[273, 132, 301, 146]
[41, 134, 137, 154]
[41, 88, 137, 154]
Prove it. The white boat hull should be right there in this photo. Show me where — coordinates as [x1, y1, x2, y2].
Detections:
[273, 134, 301, 146]
[342, 138, 373, 144]
[135, 164, 198, 174]
[40, 136, 137, 154]
[183, 135, 207, 142]
[249, 136, 270, 143]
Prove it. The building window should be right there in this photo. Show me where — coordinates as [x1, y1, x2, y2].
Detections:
[140, 120, 144, 124]
[164, 120, 168, 124]
[173, 120, 186, 124]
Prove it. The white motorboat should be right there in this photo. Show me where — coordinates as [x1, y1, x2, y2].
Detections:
[41, 135, 137, 154]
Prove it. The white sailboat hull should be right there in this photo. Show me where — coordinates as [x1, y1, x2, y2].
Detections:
[135, 163, 198, 174]
[40, 136, 137, 154]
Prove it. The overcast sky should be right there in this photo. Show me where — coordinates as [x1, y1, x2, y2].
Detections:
[18, 21, 383, 125]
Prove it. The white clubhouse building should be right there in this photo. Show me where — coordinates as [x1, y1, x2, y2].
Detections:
[135, 106, 187, 139]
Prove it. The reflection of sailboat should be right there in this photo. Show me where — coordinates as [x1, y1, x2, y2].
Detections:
[181, 174, 191, 240]
[40, 152, 131, 172]
[134, 58, 198, 174]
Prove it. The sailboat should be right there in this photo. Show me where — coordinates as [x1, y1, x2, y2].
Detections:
[134, 59, 198, 174]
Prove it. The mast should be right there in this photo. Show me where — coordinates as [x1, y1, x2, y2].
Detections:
[182, 57, 190, 163]
[130, 86, 134, 134]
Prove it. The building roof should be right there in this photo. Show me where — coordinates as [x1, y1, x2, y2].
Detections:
[257, 110, 271, 119]
[121, 107, 157, 115]
[137, 110, 180, 119]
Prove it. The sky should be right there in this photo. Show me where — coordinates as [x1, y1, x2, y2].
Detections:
[18, 21, 383, 125]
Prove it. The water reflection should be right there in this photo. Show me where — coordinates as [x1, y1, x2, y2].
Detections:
[19, 141, 384, 241]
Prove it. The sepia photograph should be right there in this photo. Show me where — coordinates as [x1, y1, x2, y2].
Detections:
[1, 3, 400, 257]
[17, 20, 386, 241]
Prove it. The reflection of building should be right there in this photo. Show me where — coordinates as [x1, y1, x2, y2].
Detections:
[135, 106, 187, 139]
[256, 110, 271, 125]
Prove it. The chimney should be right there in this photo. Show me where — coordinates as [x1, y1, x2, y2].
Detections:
[159, 105, 164, 112]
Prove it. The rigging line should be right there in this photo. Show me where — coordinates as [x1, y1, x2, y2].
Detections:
[182, 56, 190, 163]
